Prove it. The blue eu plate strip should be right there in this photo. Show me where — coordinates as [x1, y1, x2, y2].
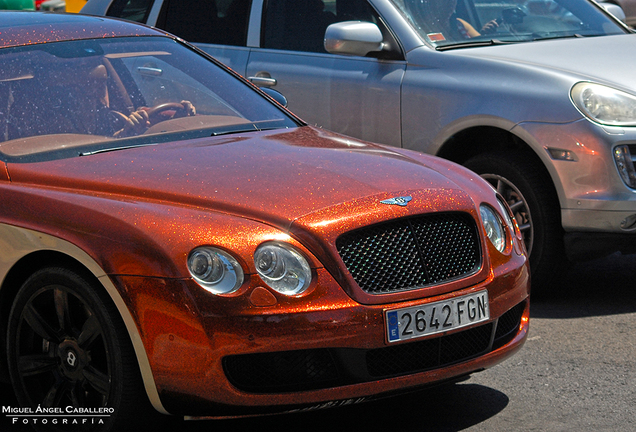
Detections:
[387, 310, 400, 342]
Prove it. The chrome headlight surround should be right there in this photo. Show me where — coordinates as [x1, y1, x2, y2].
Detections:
[187, 247, 244, 294]
[480, 204, 507, 253]
[254, 242, 312, 295]
[571, 82, 636, 126]
[496, 195, 522, 241]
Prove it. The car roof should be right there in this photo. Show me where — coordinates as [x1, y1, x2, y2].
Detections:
[0, 11, 165, 49]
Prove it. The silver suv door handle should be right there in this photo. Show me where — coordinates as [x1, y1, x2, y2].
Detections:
[248, 76, 277, 87]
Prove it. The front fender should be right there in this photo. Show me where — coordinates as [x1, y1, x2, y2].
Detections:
[0, 224, 170, 414]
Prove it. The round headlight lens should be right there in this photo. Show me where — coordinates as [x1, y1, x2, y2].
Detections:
[571, 82, 636, 126]
[187, 247, 244, 294]
[254, 243, 312, 295]
[480, 205, 507, 253]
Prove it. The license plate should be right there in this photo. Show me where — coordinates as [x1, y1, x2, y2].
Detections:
[386, 290, 489, 343]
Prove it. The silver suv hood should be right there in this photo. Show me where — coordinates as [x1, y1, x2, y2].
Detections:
[455, 34, 636, 91]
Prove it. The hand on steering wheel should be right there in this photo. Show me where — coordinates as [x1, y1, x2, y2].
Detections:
[146, 102, 189, 123]
[111, 109, 151, 137]
[481, 19, 499, 34]
[112, 101, 196, 137]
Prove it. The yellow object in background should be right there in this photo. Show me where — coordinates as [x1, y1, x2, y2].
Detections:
[65, 0, 85, 12]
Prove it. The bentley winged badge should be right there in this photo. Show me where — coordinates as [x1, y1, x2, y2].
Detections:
[380, 196, 412, 207]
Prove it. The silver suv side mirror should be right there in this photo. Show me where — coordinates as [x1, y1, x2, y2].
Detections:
[599, 2, 626, 22]
[260, 87, 288, 108]
[324, 21, 384, 57]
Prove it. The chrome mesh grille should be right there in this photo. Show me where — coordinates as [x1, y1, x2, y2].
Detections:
[336, 213, 481, 294]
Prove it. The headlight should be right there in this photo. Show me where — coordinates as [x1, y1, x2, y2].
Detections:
[480, 205, 507, 253]
[188, 247, 244, 294]
[571, 82, 636, 126]
[254, 243, 312, 295]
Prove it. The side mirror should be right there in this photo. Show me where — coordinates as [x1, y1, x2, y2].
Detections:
[324, 21, 384, 57]
[260, 87, 288, 108]
[599, 2, 626, 22]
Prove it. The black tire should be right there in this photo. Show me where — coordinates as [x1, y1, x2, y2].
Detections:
[464, 151, 566, 290]
[6, 267, 153, 432]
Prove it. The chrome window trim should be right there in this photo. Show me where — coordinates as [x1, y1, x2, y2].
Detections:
[146, 0, 164, 26]
[247, 0, 264, 47]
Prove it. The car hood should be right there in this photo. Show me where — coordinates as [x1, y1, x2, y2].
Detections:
[455, 33, 636, 91]
[7, 127, 474, 230]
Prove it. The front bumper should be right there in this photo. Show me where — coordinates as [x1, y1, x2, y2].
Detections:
[518, 119, 636, 252]
[113, 251, 530, 418]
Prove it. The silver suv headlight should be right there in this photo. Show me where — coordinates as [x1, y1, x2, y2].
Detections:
[254, 243, 312, 295]
[571, 82, 636, 126]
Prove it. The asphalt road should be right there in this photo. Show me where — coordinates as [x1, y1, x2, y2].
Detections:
[2, 252, 635, 432]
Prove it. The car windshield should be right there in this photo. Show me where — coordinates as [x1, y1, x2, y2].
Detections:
[389, 0, 628, 49]
[0, 36, 298, 160]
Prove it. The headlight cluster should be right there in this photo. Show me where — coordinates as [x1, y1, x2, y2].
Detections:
[480, 204, 508, 253]
[188, 243, 312, 296]
[571, 82, 636, 126]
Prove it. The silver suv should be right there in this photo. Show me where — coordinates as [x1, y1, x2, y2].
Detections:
[82, 0, 636, 288]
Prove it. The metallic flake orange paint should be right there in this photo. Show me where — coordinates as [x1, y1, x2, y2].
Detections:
[0, 14, 530, 418]
[0, 126, 530, 415]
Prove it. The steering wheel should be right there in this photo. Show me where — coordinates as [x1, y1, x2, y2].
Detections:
[146, 102, 187, 123]
[498, 7, 526, 25]
[110, 102, 188, 137]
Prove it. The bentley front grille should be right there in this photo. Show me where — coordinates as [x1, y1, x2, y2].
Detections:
[336, 212, 481, 294]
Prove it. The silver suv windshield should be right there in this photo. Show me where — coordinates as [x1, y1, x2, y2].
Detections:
[0, 36, 298, 160]
[389, 0, 627, 49]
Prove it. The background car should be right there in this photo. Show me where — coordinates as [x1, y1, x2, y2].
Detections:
[0, 0, 34, 10]
[82, 0, 636, 289]
[64, 0, 85, 11]
[0, 11, 529, 432]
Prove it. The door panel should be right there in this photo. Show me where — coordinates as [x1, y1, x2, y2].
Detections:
[247, 0, 405, 147]
[195, 45, 251, 77]
[247, 51, 403, 147]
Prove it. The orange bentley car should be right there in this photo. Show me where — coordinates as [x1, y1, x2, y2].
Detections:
[0, 12, 529, 431]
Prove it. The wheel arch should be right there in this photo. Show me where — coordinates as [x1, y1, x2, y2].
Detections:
[438, 125, 527, 163]
[435, 125, 562, 205]
[435, 125, 571, 288]
[0, 225, 169, 415]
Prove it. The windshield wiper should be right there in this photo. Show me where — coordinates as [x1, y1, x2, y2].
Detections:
[211, 126, 259, 137]
[436, 39, 518, 51]
[79, 142, 158, 156]
[210, 119, 290, 136]
[78, 120, 289, 156]
[532, 33, 587, 41]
